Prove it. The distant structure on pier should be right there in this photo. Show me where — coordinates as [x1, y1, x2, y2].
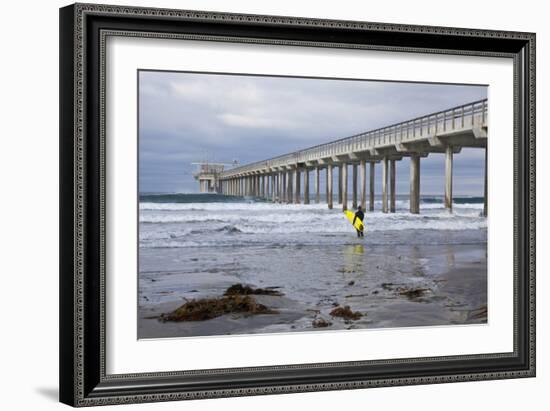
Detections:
[192, 160, 238, 193]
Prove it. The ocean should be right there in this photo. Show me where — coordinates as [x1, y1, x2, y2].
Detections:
[138, 193, 488, 338]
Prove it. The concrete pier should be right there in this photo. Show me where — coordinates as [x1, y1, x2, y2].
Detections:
[445, 145, 453, 211]
[304, 169, 310, 204]
[294, 168, 301, 204]
[342, 163, 348, 211]
[327, 164, 333, 209]
[369, 161, 374, 211]
[287, 170, 293, 203]
[390, 159, 396, 213]
[277, 171, 283, 203]
[338, 165, 342, 204]
[360, 160, 366, 210]
[282, 172, 287, 202]
[382, 157, 388, 213]
[217, 99, 488, 215]
[315, 167, 320, 203]
[352, 164, 358, 209]
[410, 155, 420, 214]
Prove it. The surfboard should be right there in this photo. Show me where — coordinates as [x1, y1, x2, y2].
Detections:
[344, 210, 365, 232]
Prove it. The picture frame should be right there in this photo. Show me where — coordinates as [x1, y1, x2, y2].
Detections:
[59, 2, 535, 407]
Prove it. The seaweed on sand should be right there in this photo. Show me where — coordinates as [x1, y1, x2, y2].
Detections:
[224, 283, 284, 296]
[329, 305, 363, 321]
[398, 288, 431, 299]
[312, 318, 332, 328]
[159, 295, 278, 322]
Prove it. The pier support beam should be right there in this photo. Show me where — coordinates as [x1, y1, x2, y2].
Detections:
[287, 170, 293, 203]
[360, 160, 366, 210]
[390, 159, 396, 213]
[338, 165, 342, 204]
[382, 157, 388, 213]
[304, 169, 310, 204]
[260, 175, 264, 197]
[294, 169, 301, 204]
[484, 146, 488, 217]
[327, 165, 333, 209]
[410, 155, 420, 214]
[352, 164, 358, 209]
[281, 172, 287, 202]
[278, 172, 283, 202]
[369, 162, 375, 211]
[445, 145, 453, 212]
[315, 167, 320, 203]
[342, 163, 348, 211]
[271, 174, 276, 202]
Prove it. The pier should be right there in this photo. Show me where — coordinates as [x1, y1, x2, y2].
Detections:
[216, 99, 488, 215]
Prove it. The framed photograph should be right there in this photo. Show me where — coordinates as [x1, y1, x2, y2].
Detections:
[59, 3, 535, 407]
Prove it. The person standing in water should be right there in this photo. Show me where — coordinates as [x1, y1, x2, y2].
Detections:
[353, 206, 365, 237]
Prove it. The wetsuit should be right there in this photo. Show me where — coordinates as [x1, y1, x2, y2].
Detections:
[353, 210, 365, 237]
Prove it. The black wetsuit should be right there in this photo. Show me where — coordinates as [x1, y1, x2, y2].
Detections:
[353, 210, 365, 237]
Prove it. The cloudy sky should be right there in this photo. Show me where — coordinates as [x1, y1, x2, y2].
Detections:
[139, 71, 487, 195]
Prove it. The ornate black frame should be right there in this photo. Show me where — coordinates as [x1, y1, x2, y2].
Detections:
[59, 3, 536, 407]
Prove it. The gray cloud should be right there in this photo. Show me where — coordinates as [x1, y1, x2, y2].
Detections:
[139, 71, 487, 194]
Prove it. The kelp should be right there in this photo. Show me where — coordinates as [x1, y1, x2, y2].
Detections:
[329, 305, 363, 321]
[312, 318, 332, 328]
[160, 294, 278, 322]
[224, 283, 284, 296]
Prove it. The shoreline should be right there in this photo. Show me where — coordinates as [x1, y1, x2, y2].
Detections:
[138, 242, 487, 339]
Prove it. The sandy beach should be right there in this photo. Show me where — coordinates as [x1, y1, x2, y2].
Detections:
[138, 240, 487, 339]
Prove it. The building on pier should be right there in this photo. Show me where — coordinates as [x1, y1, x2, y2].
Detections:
[192, 161, 237, 193]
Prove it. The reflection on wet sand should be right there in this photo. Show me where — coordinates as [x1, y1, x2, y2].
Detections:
[139, 240, 487, 339]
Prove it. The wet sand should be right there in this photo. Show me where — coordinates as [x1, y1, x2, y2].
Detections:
[138, 241, 487, 339]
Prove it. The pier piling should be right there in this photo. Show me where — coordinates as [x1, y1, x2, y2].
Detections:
[304, 169, 310, 204]
[410, 155, 420, 214]
[352, 164, 358, 209]
[315, 166, 320, 203]
[390, 159, 396, 213]
[342, 163, 348, 211]
[327, 165, 333, 209]
[445, 145, 453, 211]
[360, 160, 366, 210]
[369, 161, 374, 211]
[382, 157, 388, 213]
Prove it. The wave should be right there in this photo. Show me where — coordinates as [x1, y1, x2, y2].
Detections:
[138, 194, 487, 249]
[139, 234, 487, 249]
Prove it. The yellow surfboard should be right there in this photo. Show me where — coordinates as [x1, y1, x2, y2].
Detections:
[344, 210, 365, 232]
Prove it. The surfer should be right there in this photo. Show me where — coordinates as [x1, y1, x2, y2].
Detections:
[353, 206, 365, 237]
